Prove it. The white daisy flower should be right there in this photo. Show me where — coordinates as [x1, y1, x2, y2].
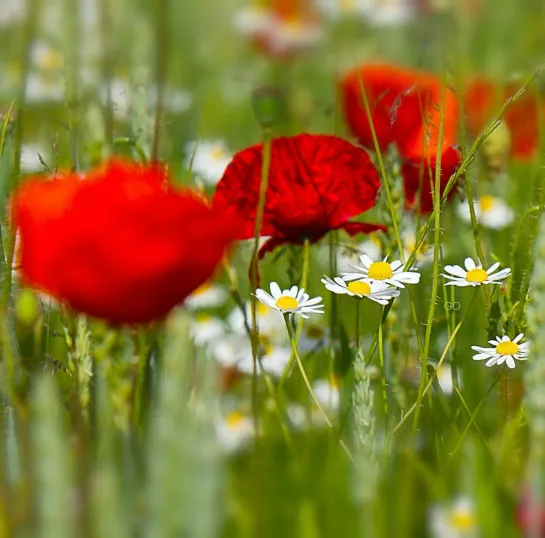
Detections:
[216, 411, 255, 454]
[341, 255, 421, 288]
[312, 379, 340, 411]
[429, 496, 477, 538]
[471, 333, 530, 369]
[30, 41, 63, 72]
[185, 282, 228, 310]
[185, 140, 232, 186]
[441, 257, 511, 287]
[25, 72, 64, 103]
[228, 301, 285, 339]
[433, 362, 458, 395]
[190, 314, 226, 346]
[212, 334, 291, 378]
[316, 0, 414, 26]
[457, 195, 514, 230]
[255, 283, 324, 319]
[321, 276, 400, 305]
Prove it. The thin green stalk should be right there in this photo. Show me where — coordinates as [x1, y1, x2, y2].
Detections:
[378, 319, 388, 424]
[392, 290, 479, 435]
[294, 238, 311, 346]
[412, 70, 448, 439]
[284, 315, 353, 461]
[151, 0, 167, 162]
[355, 301, 360, 352]
[250, 128, 272, 433]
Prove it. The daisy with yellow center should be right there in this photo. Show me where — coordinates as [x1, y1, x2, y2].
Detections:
[429, 496, 477, 537]
[341, 255, 421, 289]
[321, 275, 400, 305]
[255, 282, 324, 319]
[185, 140, 232, 186]
[441, 257, 511, 287]
[471, 333, 529, 369]
[185, 281, 228, 309]
[216, 410, 255, 453]
[457, 195, 514, 230]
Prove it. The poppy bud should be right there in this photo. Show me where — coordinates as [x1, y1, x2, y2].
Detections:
[251, 85, 285, 129]
[15, 288, 40, 327]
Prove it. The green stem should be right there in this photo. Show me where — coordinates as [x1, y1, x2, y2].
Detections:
[294, 238, 311, 347]
[378, 319, 388, 424]
[412, 69, 447, 440]
[284, 315, 332, 427]
[355, 301, 360, 352]
[250, 127, 272, 430]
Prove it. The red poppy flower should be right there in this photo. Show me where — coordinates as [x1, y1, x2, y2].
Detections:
[465, 78, 542, 160]
[517, 487, 545, 537]
[340, 63, 461, 213]
[212, 133, 384, 260]
[13, 159, 237, 324]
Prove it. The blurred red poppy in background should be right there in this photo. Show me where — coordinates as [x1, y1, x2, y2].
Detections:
[340, 63, 461, 213]
[212, 133, 384, 260]
[464, 78, 542, 160]
[14, 159, 237, 324]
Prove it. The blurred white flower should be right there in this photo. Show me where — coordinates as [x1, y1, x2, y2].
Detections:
[457, 195, 514, 230]
[316, 0, 414, 26]
[101, 78, 192, 119]
[30, 41, 63, 72]
[190, 314, 226, 346]
[429, 496, 478, 538]
[216, 411, 255, 453]
[336, 236, 382, 273]
[185, 282, 228, 310]
[228, 301, 285, 339]
[25, 73, 64, 103]
[20, 143, 47, 174]
[402, 229, 435, 266]
[212, 333, 291, 378]
[0, 0, 27, 27]
[234, 6, 323, 56]
[185, 140, 232, 186]
[312, 379, 340, 411]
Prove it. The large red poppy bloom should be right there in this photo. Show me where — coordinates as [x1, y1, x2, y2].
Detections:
[464, 78, 542, 160]
[13, 159, 237, 324]
[340, 63, 461, 213]
[212, 133, 384, 259]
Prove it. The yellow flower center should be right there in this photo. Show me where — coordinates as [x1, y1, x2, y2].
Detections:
[465, 268, 488, 283]
[449, 511, 475, 530]
[347, 281, 371, 295]
[367, 262, 393, 280]
[226, 411, 245, 428]
[257, 303, 269, 316]
[480, 195, 495, 213]
[341, 0, 355, 10]
[195, 313, 211, 323]
[276, 296, 298, 310]
[210, 146, 226, 160]
[42, 50, 63, 71]
[496, 341, 519, 355]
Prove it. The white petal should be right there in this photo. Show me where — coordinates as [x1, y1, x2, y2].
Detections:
[255, 290, 276, 308]
[486, 262, 500, 274]
[359, 255, 373, 268]
[464, 257, 476, 270]
[445, 280, 473, 287]
[390, 260, 403, 271]
[270, 282, 282, 299]
[513, 333, 524, 343]
[506, 356, 516, 369]
[473, 353, 493, 360]
[485, 356, 500, 367]
[303, 296, 323, 306]
[443, 265, 467, 278]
